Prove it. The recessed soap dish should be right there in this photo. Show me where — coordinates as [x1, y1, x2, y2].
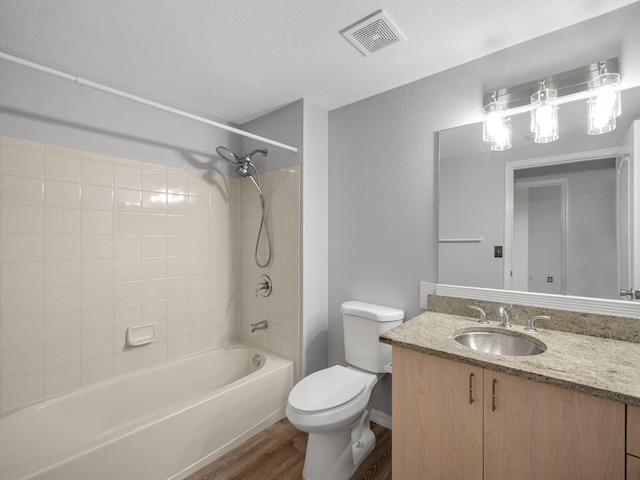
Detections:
[126, 323, 158, 346]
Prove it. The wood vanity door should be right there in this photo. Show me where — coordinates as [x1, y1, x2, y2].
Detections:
[392, 347, 483, 480]
[483, 371, 625, 480]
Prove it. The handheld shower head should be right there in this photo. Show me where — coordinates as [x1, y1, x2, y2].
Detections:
[216, 146, 241, 164]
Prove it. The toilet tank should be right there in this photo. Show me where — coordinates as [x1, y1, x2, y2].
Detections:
[341, 301, 404, 373]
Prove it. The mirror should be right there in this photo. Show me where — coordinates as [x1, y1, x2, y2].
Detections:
[438, 86, 640, 302]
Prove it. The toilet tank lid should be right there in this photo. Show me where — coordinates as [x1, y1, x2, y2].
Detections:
[341, 301, 404, 322]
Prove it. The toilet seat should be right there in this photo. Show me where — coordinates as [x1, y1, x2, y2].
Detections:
[288, 365, 366, 413]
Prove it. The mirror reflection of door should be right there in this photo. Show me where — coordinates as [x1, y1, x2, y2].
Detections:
[510, 158, 617, 299]
[514, 180, 567, 295]
[617, 155, 631, 297]
[617, 119, 640, 298]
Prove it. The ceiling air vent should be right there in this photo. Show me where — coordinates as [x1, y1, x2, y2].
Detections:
[341, 10, 405, 56]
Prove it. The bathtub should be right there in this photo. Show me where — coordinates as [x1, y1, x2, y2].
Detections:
[0, 344, 294, 480]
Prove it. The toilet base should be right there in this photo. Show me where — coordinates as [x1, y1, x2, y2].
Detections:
[302, 412, 376, 480]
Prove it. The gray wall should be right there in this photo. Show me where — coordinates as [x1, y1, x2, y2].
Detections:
[329, 3, 640, 414]
[0, 57, 238, 172]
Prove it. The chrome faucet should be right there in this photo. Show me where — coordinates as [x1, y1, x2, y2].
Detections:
[468, 305, 489, 324]
[497, 305, 511, 328]
[524, 315, 550, 332]
[251, 320, 268, 333]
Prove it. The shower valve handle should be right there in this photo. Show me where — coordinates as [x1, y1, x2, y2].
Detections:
[255, 275, 272, 297]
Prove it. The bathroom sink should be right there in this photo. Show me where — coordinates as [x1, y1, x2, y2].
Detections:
[453, 329, 546, 356]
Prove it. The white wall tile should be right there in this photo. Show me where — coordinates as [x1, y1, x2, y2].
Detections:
[2, 372, 44, 410]
[1, 138, 44, 178]
[142, 236, 167, 257]
[44, 312, 82, 343]
[167, 214, 188, 234]
[82, 210, 113, 235]
[1, 234, 44, 263]
[44, 337, 81, 370]
[114, 157, 142, 189]
[114, 212, 142, 235]
[114, 348, 142, 375]
[142, 257, 167, 280]
[0, 262, 43, 293]
[1, 176, 43, 206]
[82, 307, 113, 335]
[167, 194, 187, 215]
[45, 145, 82, 183]
[168, 171, 189, 195]
[114, 188, 142, 212]
[142, 164, 167, 192]
[0, 138, 300, 411]
[44, 180, 81, 208]
[44, 208, 81, 235]
[81, 184, 113, 210]
[114, 235, 142, 258]
[114, 257, 142, 282]
[44, 363, 81, 397]
[114, 303, 142, 330]
[82, 331, 113, 361]
[142, 299, 167, 323]
[81, 284, 114, 311]
[44, 286, 81, 316]
[142, 191, 167, 213]
[114, 281, 141, 306]
[142, 278, 167, 302]
[81, 355, 113, 385]
[2, 345, 43, 380]
[142, 213, 167, 235]
[45, 260, 81, 288]
[1, 290, 44, 322]
[2, 317, 44, 350]
[44, 234, 81, 262]
[82, 259, 114, 285]
[82, 235, 114, 260]
[82, 152, 113, 186]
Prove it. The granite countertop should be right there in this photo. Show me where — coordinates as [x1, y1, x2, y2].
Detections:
[380, 311, 640, 407]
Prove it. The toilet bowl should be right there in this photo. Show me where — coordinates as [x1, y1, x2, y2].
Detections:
[286, 366, 381, 480]
[286, 301, 404, 480]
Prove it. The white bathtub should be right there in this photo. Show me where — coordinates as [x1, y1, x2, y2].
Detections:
[0, 344, 294, 480]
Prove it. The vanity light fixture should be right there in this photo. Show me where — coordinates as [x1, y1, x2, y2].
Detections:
[482, 93, 512, 151]
[481, 58, 621, 149]
[587, 61, 621, 135]
[531, 79, 558, 143]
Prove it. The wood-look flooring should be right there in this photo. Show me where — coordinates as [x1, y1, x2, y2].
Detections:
[185, 418, 392, 480]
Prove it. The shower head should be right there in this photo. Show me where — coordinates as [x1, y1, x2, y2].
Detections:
[246, 148, 268, 160]
[216, 146, 268, 165]
[216, 146, 241, 164]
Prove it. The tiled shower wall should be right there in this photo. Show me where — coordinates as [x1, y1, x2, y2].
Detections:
[236, 167, 300, 377]
[0, 135, 301, 411]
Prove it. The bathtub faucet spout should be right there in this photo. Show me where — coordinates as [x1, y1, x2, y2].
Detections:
[251, 320, 268, 333]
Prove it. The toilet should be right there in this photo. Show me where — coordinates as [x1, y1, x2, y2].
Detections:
[286, 301, 404, 480]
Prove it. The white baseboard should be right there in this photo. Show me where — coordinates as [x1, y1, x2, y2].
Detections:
[370, 409, 392, 430]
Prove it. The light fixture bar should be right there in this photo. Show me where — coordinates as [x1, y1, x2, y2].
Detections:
[483, 58, 619, 110]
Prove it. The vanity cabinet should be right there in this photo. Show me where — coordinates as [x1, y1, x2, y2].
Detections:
[628, 405, 640, 479]
[392, 346, 625, 480]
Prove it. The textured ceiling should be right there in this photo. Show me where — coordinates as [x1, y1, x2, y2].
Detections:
[0, 1, 637, 124]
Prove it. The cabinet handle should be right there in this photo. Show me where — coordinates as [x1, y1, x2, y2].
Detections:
[492, 378, 498, 411]
[469, 373, 475, 404]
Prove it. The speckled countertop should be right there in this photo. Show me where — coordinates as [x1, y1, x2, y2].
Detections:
[380, 311, 640, 407]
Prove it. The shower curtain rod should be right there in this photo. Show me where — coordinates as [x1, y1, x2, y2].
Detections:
[0, 51, 299, 153]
